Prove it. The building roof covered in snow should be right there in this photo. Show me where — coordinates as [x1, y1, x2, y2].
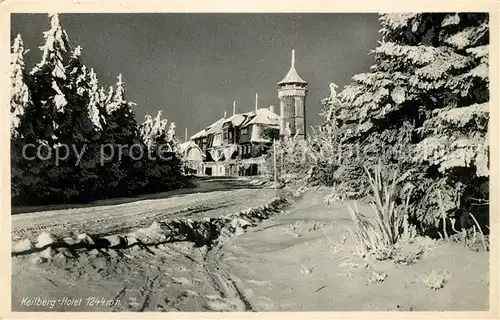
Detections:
[243, 108, 280, 127]
[190, 116, 226, 139]
[179, 140, 205, 161]
[239, 111, 257, 128]
[190, 106, 279, 144]
[205, 117, 226, 135]
[179, 140, 197, 153]
[223, 113, 246, 127]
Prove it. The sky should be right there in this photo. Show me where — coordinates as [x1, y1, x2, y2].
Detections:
[11, 13, 381, 140]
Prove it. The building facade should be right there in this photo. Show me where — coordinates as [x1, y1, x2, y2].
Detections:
[189, 50, 308, 177]
[178, 140, 205, 175]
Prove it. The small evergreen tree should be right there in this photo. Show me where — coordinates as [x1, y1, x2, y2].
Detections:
[139, 111, 182, 193]
[57, 45, 101, 201]
[140, 110, 177, 149]
[98, 74, 143, 196]
[105, 75, 141, 148]
[87, 68, 106, 131]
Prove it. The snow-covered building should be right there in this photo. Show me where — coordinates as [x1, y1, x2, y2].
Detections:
[189, 50, 307, 177]
[190, 105, 280, 177]
[178, 140, 205, 175]
[191, 117, 228, 176]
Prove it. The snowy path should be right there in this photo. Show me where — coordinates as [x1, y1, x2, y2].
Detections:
[11, 178, 275, 241]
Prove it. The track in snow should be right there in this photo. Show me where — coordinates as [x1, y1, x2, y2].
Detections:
[11, 178, 274, 241]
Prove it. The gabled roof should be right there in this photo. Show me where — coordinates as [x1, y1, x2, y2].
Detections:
[179, 140, 205, 160]
[190, 116, 226, 140]
[224, 113, 246, 127]
[240, 111, 257, 128]
[278, 49, 307, 85]
[205, 117, 226, 135]
[178, 140, 198, 153]
[244, 108, 280, 127]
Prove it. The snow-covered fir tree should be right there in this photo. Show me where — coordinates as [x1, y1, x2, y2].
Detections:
[87, 68, 106, 130]
[57, 45, 102, 201]
[138, 110, 182, 194]
[10, 34, 29, 138]
[102, 74, 140, 145]
[29, 13, 71, 146]
[11, 13, 186, 205]
[97, 74, 145, 195]
[62, 44, 96, 145]
[10, 34, 32, 200]
[140, 110, 177, 150]
[67, 46, 87, 95]
[321, 13, 489, 228]
[11, 13, 74, 204]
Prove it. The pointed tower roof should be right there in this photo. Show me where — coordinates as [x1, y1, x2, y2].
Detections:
[278, 49, 307, 85]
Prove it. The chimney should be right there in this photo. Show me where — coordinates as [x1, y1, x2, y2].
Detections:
[233, 101, 236, 115]
[269, 105, 275, 114]
[255, 93, 258, 112]
[223, 110, 227, 118]
[184, 126, 188, 142]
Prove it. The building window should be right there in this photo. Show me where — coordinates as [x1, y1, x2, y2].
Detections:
[241, 128, 248, 135]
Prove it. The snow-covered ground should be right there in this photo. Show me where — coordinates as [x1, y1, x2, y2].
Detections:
[11, 182, 489, 312]
[12, 178, 275, 242]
